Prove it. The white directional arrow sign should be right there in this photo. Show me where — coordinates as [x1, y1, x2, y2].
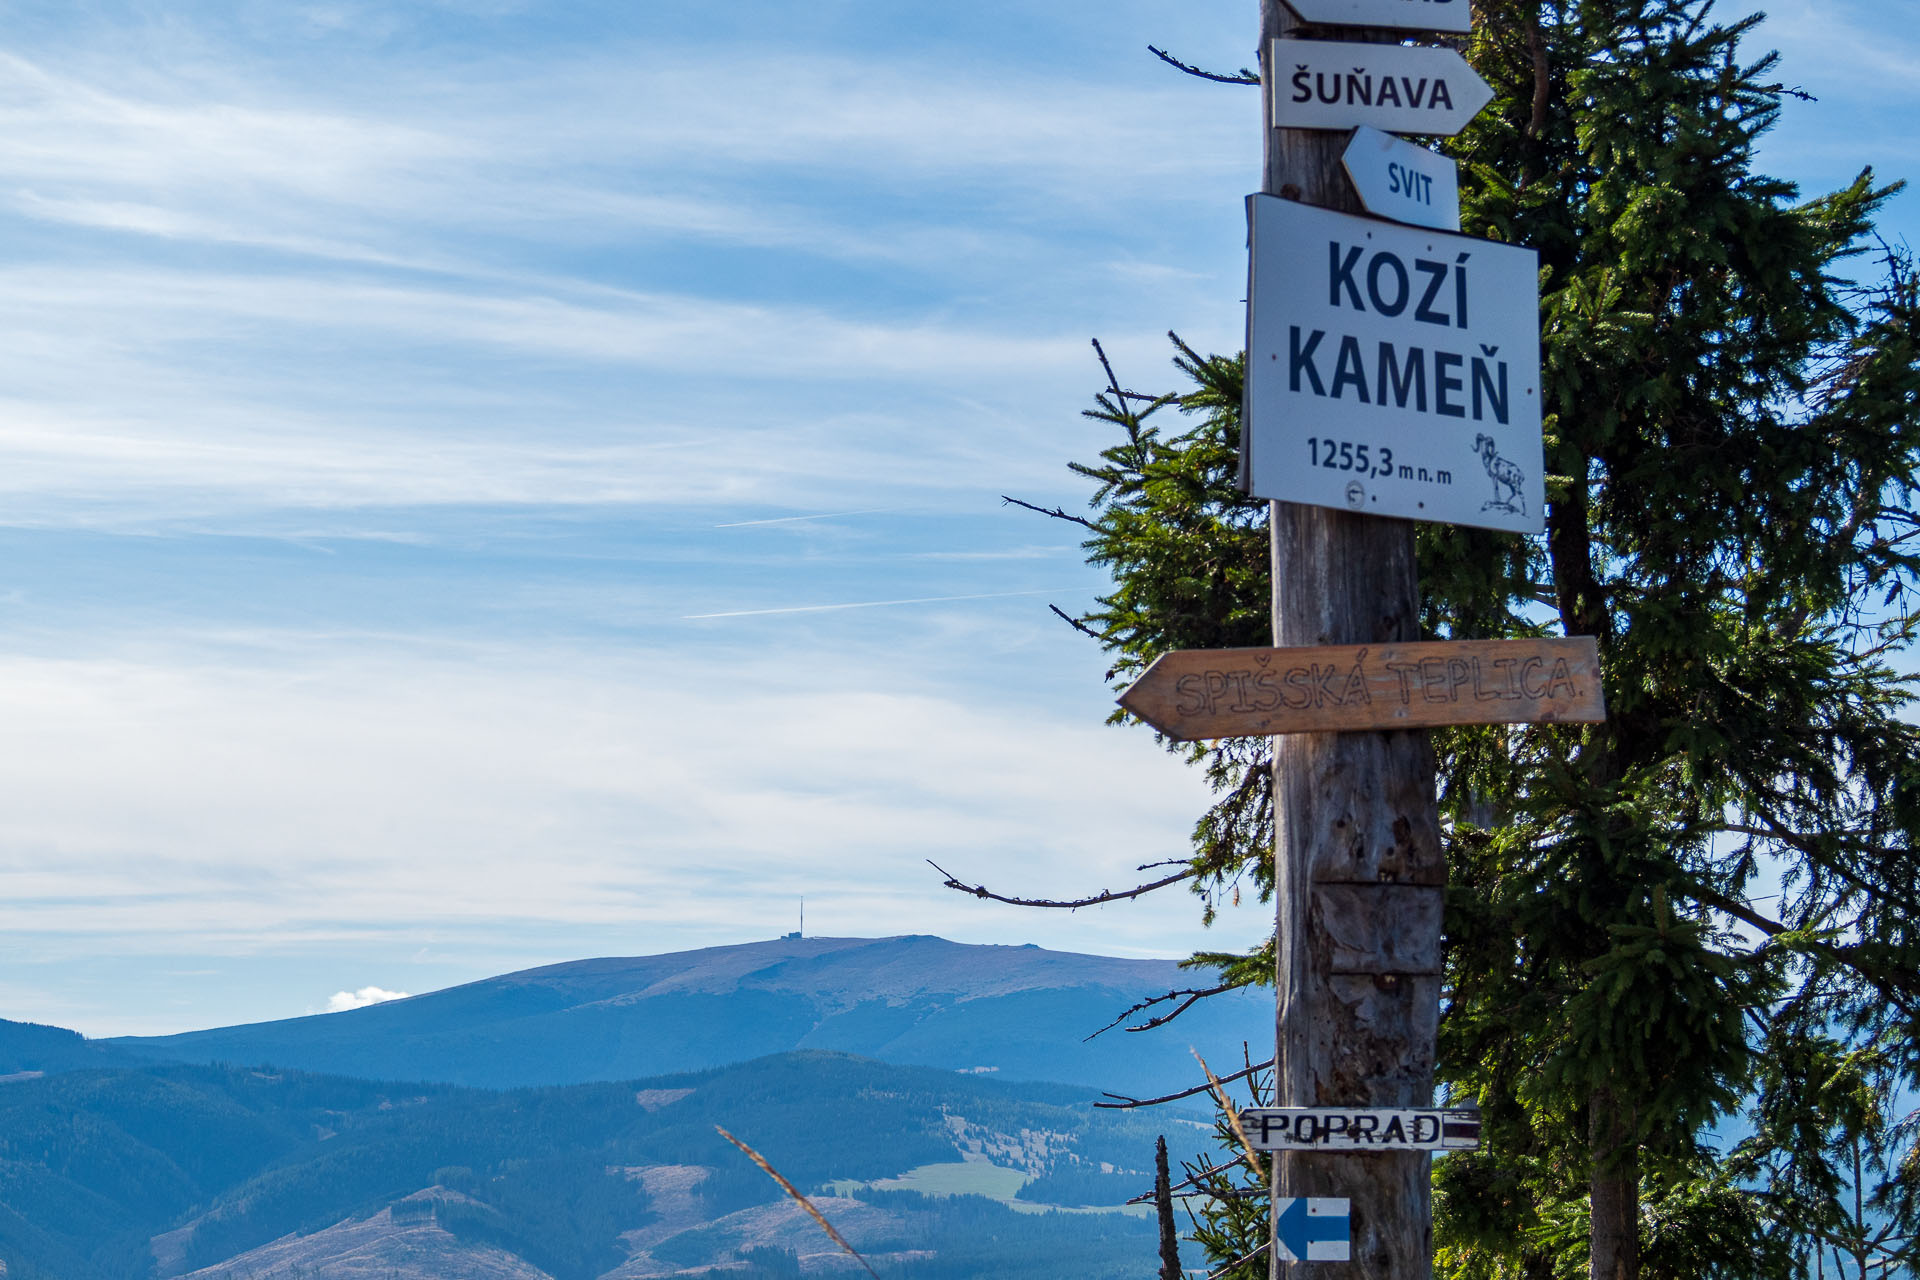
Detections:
[1282, 0, 1472, 32]
[1343, 125, 1460, 231]
[1273, 39, 1493, 136]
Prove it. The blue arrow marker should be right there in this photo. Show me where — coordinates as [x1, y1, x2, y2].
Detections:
[1275, 1197, 1351, 1262]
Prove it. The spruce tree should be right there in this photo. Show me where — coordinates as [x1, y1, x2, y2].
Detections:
[1044, 3, 1920, 1277]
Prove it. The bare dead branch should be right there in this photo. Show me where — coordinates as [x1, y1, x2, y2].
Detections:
[1049, 602, 1104, 640]
[1127, 1157, 1263, 1205]
[1000, 494, 1097, 530]
[1688, 885, 1920, 1019]
[1084, 981, 1246, 1042]
[1127, 987, 1242, 1035]
[1096, 1056, 1276, 1109]
[1088, 338, 1176, 409]
[1708, 815, 1920, 921]
[1091, 336, 1126, 406]
[928, 859, 1195, 910]
[1206, 1242, 1272, 1279]
[1147, 44, 1260, 85]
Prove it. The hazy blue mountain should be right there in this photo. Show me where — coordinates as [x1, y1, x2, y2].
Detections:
[0, 1048, 1200, 1280]
[107, 935, 1266, 1099]
[0, 1018, 139, 1075]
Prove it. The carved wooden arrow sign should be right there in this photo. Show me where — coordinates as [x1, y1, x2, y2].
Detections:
[1282, 0, 1472, 33]
[1273, 39, 1493, 136]
[1117, 637, 1604, 741]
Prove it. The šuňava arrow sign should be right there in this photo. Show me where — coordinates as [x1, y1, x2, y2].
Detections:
[1273, 39, 1492, 136]
[1118, 637, 1604, 741]
[1241, 1107, 1481, 1152]
[1282, 0, 1472, 32]
[1343, 125, 1460, 232]
[1274, 1199, 1350, 1263]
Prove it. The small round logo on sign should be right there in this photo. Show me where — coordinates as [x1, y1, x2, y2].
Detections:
[1345, 481, 1367, 509]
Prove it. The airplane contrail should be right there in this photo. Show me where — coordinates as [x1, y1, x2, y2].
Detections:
[712, 508, 898, 528]
[682, 589, 1056, 620]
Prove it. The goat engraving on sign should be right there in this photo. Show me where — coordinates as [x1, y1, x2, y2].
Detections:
[1474, 432, 1527, 517]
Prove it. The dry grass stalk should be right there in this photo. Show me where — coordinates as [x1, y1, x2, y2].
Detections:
[714, 1125, 882, 1279]
[1193, 1049, 1266, 1182]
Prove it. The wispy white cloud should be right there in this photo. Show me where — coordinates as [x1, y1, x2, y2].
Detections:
[0, 19, 1244, 538]
[0, 265, 1089, 377]
[1737, 1, 1920, 96]
[0, 40, 1244, 267]
[0, 253, 1188, 524]
[0, 634, 1224, 966]
[326, 985, 411, 1011]
[0, 48, 460, 202]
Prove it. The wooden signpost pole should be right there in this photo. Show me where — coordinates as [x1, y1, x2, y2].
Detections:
[1259, 3, 1445, 1277]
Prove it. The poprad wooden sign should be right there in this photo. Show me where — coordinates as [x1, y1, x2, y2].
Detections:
[1118, 637, 1603, 741]
[1241, 1106, 1482, 1152]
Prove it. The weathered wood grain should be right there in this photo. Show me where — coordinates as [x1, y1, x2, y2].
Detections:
[1313, 884, 1443, 975]
[1118, 637, 1604, 741]
[1260, 7, 1443, 1278]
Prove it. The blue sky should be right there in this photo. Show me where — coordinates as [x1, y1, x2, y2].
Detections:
[0, 0, 1913, 1036]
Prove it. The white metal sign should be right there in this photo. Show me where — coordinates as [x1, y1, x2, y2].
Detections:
[1343, 125, 1460, 232]
[1242, 195, 1543, 533]
[1273, 39, 1492, 136]
[1241, 1107, 1483, 1151]
[1281, 0, 1472, 32]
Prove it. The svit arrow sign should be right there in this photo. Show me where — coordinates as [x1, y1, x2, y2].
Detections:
[1274, 39, 1493, 136]
[1274, 1198, 1350, 1263]
[1343, 125, 1460, 232]
[1282, 0, 1472, 33]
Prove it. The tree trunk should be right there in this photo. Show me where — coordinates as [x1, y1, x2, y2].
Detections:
[1261, 11, 1445, 1280]
[1588, 1089, 1639, 1280]
[1156, 1134, 1184, 1280]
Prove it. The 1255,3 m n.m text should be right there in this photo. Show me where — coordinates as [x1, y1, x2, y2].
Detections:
[1305, 437, 1453, 486]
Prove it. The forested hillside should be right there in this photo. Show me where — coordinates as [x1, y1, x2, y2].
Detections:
[0, 1047, 1195, 1280]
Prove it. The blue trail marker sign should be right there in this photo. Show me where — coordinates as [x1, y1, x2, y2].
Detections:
[1342, 125, 1460, 232]
[1274, 1198, 1352, 1262]
[1243, 194, 1544, 533]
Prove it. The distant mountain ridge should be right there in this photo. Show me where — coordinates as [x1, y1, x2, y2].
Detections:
[106, 935, 1265, 1098]
[0, 1018, 138, 1075]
